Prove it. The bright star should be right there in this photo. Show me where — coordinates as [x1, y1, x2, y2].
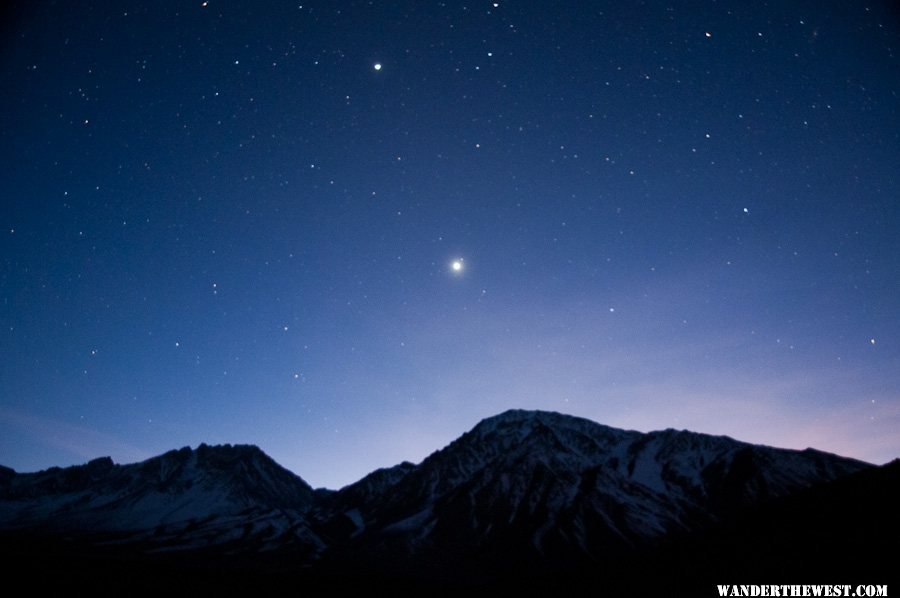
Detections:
[373, 63, 382, 71]
[451, 259, 464, 273]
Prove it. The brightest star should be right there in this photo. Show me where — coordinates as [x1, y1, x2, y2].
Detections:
[451, 259, 464, 272]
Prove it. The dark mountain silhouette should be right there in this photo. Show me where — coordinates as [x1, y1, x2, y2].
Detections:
[1, 410, 893, 594]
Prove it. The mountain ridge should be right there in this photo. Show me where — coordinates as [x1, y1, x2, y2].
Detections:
[0, 409, 885, 588]
[0, 409, 870, 488]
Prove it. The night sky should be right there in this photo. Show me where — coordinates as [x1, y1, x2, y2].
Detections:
[2, 1, 898, 489]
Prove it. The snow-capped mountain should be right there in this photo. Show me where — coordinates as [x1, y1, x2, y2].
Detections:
[316, 409, 869, 575]
[0, 410, 873, 577]
[0, 443, 324, 554]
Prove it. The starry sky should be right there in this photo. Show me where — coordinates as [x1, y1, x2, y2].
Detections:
[1, 1, 898, 489]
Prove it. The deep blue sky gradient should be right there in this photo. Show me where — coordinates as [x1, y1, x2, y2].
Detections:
[1, 0, 898, 488]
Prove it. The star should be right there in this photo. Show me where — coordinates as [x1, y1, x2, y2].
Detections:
[451, 259, 464, 273]
[373, 63, 382, 71]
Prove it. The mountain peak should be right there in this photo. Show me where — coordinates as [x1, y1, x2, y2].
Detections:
[478, 408, 569, 423]
[467, 409, 633, 451]
[473, 408, 610, 433]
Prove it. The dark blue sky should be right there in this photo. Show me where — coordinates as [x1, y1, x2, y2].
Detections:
[2, 0, 898, 489]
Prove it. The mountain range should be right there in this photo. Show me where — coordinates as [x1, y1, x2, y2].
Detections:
[1, 409, 895, 593]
